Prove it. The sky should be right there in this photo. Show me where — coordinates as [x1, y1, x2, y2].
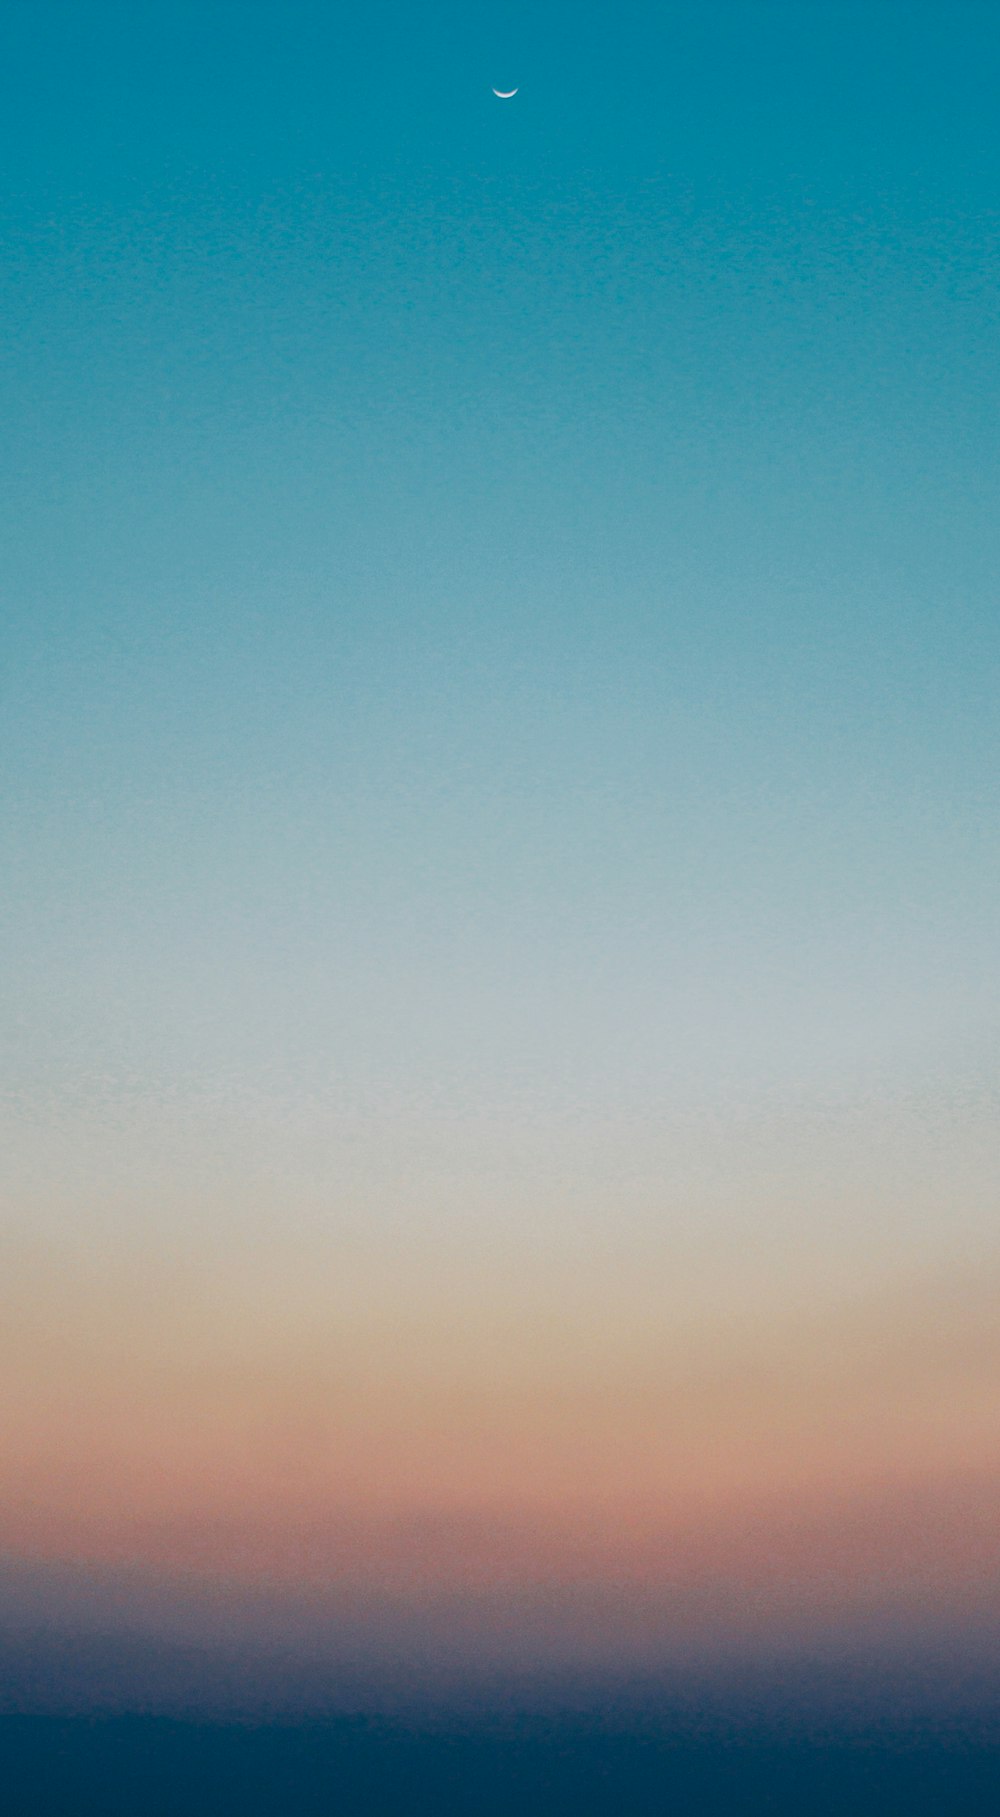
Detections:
[1, 0, 999, 1721]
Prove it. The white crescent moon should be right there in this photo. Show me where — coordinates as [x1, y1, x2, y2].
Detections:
[492, 87, 518, 98]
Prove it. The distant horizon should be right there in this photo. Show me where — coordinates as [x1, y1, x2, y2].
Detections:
[4, 1609, 1000, 1733]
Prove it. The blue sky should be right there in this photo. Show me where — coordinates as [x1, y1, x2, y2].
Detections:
[4, 0, 998, 1164]
[4, 2, 999, 1236]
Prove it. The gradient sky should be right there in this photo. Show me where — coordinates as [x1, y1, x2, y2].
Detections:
[2, 0, 999, 1709]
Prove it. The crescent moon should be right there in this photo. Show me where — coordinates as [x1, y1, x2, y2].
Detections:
[492, 87, 518, 98]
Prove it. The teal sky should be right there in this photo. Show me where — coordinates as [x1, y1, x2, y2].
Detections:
[3, 2, 999, 1289]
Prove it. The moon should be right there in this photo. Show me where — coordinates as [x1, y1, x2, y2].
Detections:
[492, 86, 518, 98]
